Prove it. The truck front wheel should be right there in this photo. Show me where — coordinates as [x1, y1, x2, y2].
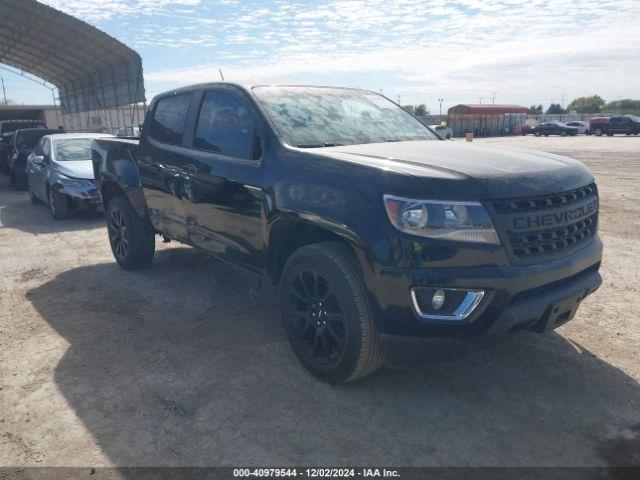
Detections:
[280, 242, 384, 383]
[106, 195, 155, 270]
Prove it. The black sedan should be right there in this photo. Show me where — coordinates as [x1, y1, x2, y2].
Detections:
[533, 122, 579, 137]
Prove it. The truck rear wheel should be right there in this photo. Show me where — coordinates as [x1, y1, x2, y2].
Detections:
[280, 242, 384, 384]
[107, 195, 155, 270]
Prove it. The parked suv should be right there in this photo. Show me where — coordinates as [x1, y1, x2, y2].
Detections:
[0, 119, 47, 174]
[0, 132, 15, 174]
[9, 128, 59, 190]
[602, 115, 640, 136]
[92, 83, 602, 383]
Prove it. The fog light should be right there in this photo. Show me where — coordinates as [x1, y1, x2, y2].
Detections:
[411, 287, 485, 321]
[432, 290, 445, 310]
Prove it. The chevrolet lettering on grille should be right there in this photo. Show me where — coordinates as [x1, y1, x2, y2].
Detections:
[512, 199, 598, 230]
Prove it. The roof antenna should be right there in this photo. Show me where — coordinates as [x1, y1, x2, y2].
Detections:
[218, 68, 225, 81]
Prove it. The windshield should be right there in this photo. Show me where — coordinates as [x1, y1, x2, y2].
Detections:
[16, 130, 53, 149]
[54, 138, 93, 162]
[252, 86, 438, 147]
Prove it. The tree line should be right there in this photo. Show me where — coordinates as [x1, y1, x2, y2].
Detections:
[402, 104, 429, 116]
[528, 96, 640, 115]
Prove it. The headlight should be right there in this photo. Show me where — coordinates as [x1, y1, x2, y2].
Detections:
[58, 175, 92, 187]
[383, 195, 500, 245]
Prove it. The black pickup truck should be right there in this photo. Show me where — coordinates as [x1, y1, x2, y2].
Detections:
[92, 83, 602, 383]
[598, 115, 640, 136]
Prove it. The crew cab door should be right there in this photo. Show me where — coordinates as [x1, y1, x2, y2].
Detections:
[180, 88, 264, 273]
[137, 92, 195, 242]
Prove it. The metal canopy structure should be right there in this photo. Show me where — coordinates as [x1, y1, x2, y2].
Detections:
[0, 0, 145, 130]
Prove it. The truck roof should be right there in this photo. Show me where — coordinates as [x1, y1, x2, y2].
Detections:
[155, 82, 381, 98]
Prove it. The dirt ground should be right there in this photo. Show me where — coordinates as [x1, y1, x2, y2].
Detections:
[0, 135, 638, 470]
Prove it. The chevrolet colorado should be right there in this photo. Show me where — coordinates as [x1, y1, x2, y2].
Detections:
[92, 83, 602, 383]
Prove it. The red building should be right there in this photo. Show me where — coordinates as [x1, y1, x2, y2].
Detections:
[448, 104, 529, 137]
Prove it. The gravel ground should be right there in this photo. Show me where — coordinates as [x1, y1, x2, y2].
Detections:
[0, 135, 638, 470]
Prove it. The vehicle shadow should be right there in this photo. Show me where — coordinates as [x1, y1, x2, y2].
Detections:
[25, 247, 640, 470]
[0, 176, 104, 235]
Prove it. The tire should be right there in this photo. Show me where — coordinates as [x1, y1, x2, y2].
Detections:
[29, 188, 41, 204]
[534, 131, 541, 137]
[106, 195, 155, 270]
[49, 187, 70, 220]
[594, 128, 603, 136]
[607, 133, 614, 137]
[280, 242, 384, 384]
[561, 130, 567, 136]
[14, 171, 28, 191]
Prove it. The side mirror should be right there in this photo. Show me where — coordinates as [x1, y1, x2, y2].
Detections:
[31, 155, 45, 165]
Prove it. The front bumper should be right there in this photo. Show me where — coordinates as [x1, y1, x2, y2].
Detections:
[368, 237, 603, 366]
[58, 184, 102, 210]
[380, 266, 601, 367]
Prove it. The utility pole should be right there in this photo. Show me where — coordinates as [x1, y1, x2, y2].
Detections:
[561, 94, 566, 109]
[0, 77, 6, 104]
[218, 68, 225, 81]
[438, 98, 443, 116]
[491, 92, 496, 104]
[397, 94, 402, 105]
[479, 97, 483, 104]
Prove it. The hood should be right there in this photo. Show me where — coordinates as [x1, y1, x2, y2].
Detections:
[53, 161, 95, 180]
[311, 141, 593, 199]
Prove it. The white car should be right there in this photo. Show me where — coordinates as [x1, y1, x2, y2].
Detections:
[429, 124, 452, 139]
[565, 121, 589, 134]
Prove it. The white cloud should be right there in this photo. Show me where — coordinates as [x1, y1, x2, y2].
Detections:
[42, 0, 640, 107]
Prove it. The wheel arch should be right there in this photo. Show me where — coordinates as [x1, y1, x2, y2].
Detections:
[266, 214, 366, 285]
[93, 139, 149, 219]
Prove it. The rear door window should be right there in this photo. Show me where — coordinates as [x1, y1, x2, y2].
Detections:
[150, 94, 192, 145]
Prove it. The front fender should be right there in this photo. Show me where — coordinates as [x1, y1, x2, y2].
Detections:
[92, 139, 148, 217]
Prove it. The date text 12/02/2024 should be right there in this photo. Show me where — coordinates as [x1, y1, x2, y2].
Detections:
[233, 468, 400, 478]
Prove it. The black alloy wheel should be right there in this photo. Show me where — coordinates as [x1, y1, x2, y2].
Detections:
[280, 242, 384, 383]
[106, 195, 155, 270]
[288, 267, 347, 365]
[108, 204, 129, 261]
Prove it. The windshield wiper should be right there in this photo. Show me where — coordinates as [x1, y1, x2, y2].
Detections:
[385, 138, 402, 142]
[296, 142, 344, 148]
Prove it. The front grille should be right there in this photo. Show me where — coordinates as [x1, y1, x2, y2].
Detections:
[491, 183, 598, 263]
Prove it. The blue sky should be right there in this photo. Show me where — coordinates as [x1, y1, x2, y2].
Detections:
[3, 0, 639, 112]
